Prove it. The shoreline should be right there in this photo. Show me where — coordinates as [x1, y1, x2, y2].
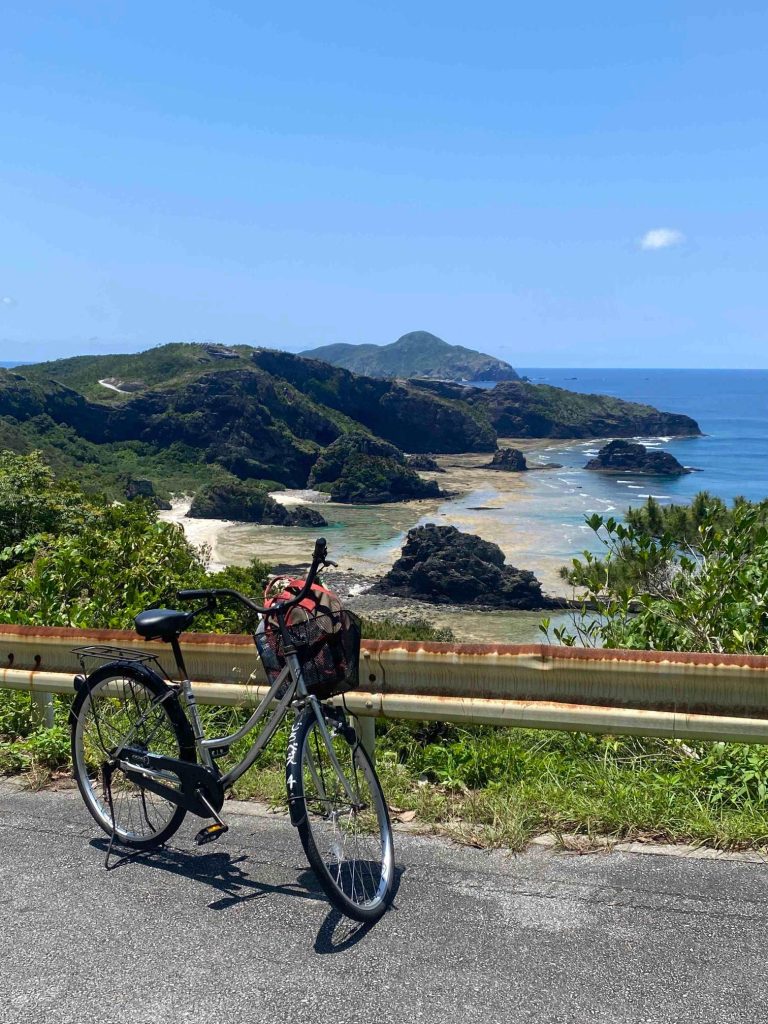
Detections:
[158, 430, 702, 642]
[158, 440, 592, 642]
[158, 498, 230, 572]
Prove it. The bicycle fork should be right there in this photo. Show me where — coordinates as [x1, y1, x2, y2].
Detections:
[307, 696, 360, 807]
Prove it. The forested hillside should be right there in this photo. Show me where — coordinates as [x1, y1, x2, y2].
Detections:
[0, 343, 700, 499]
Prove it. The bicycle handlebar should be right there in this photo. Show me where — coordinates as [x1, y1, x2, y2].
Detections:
[177, 537, 335, 617]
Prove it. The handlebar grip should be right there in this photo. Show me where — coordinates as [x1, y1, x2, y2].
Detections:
[178, 589, 213, 601]
[313, 536, 328, 562]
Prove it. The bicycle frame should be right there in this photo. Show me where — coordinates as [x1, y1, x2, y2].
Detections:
[176, 644, 359, 804]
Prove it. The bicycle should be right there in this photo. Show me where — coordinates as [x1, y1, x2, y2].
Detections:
[68, 537, 395, 922]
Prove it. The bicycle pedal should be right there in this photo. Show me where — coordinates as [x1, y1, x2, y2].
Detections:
[194, 822, 229, 846]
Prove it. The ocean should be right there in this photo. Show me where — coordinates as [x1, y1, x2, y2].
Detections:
[521, 368, 768, 506]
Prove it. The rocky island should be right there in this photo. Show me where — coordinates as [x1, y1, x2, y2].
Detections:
[307, 434, 442, 504]
[302, 330, 520, 383]
[485, 447, 528, 471]
[187, 481, 327, 526]
[375, 524, 556, 609]
[585, 440, 692, 476]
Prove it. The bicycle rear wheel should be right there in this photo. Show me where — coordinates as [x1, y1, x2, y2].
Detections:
[70, 664, 195, 849]
[288, 705, 395, 922]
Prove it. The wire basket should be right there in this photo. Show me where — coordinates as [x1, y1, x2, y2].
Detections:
[255, 609, 361, 700]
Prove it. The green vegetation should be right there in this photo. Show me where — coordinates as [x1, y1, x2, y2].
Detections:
[302, 330, 520, 382]
[188, 480, 326, 526]
[1, 343, 700, 505]
[19, 342, 257, 402]
[0, 451, 272, 631]
[465, 378, 701, 438]
[558, 493, 768, 646]
[1, 343, 499, 502]
[307, 433, 441, 503]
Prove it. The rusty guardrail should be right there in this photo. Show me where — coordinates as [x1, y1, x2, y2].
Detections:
[4, 625, 768, 744]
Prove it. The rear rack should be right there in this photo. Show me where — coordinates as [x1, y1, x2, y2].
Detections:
[72, 645, 168, 676]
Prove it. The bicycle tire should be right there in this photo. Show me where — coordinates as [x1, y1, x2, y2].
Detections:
[287, 705, 395, 922]
[70, 663, 196, 849]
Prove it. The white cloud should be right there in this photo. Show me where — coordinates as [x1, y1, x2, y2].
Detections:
[640, 228, 685, 250]
[1, 296, 16, 307]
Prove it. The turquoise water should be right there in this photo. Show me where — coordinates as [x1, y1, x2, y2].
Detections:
[9, 355, 767, 591]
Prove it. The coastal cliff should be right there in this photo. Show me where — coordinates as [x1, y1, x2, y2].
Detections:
[412, 379, 701, 439]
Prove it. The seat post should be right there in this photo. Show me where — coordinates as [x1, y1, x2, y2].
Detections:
[169, 636, 189, 680]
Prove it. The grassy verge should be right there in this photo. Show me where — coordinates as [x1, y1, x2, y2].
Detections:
[226, 721, 768, 852]
[5, 689, 768, 852]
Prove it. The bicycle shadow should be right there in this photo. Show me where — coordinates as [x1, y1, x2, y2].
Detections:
[91, 836, 326, 908]
[90, 837, 404, 951]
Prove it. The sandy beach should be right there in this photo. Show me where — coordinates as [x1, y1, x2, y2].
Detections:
[159, 439, 569, 587]
[156, 440, 592, 642]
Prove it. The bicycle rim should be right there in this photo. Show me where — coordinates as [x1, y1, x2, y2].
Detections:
[72, 672, 187, 845]
[298, 712, 394, 917]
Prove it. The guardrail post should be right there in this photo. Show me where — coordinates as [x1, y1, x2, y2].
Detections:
[31, 692, 56, 729]
[352, 714, 376, 763]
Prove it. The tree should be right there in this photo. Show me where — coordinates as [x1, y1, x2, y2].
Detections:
[549, 502, 768, 655]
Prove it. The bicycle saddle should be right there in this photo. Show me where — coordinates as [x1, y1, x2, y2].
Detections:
[134, 608, 194, 641]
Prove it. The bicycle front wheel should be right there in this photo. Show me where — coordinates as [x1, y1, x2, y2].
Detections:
[288, 705, 395, 922]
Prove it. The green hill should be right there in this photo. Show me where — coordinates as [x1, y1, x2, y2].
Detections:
[0, 342, 700, 501]
[0, 344, 495, 496]
[302, 331, 520, 382]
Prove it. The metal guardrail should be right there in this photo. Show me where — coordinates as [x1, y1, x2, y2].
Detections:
[4, 624, 768, 745]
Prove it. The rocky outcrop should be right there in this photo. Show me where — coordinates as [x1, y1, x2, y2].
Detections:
[375, 524, 553, 608]
[187, 482, 327, 525]
[405, 453, 445, 473]
[584, 440, 691, 476]
[308, 434, 442, 504]
[123, 477, 172, 510]
[485, 447, 527, 471]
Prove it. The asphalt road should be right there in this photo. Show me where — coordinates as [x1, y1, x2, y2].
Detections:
[2, 779, 768, 1024]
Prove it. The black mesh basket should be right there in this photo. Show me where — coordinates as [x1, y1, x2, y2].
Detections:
[255, 609, 361, 701]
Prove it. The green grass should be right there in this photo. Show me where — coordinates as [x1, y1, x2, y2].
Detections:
[225, 723, 768, 852]
[5, 687, 768, 852]
[19, 342, 258, 401]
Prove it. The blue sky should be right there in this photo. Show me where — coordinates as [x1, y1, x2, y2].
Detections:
[1, 2, 766, 368]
